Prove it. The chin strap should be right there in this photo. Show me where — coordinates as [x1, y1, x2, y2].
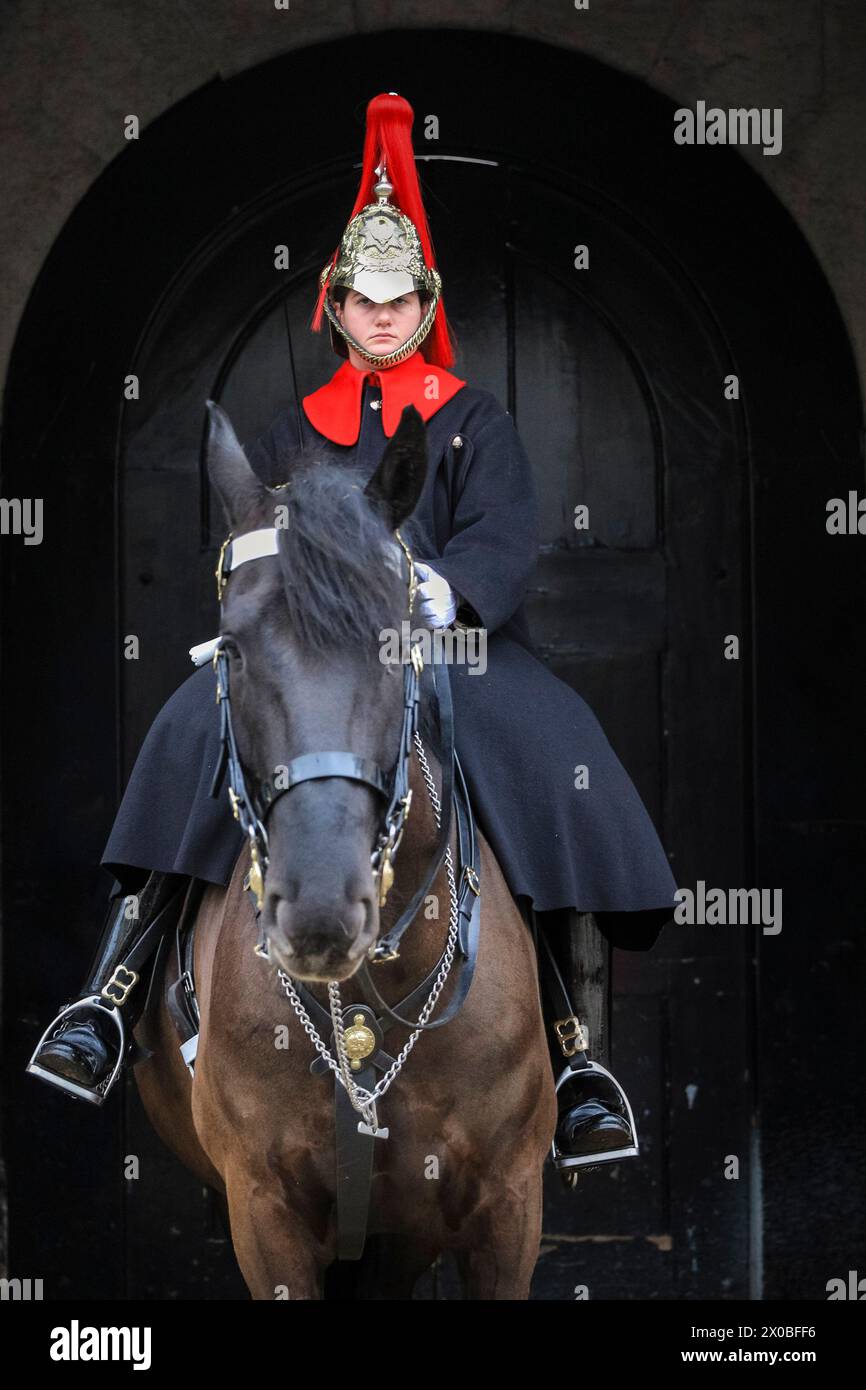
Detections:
[320, 273, 441, 370]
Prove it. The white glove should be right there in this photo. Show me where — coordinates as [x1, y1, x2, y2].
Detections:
[414, 560, 458, 629]
[189, 637, 221, 666]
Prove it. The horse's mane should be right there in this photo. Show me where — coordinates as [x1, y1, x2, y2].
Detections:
[257, 453, 419, 656]
[254, 446, 441, 754]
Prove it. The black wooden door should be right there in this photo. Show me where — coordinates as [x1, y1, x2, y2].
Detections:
[118, 161, 747, 1298]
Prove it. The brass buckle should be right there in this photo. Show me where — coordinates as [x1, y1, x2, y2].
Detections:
[248, 841, 266, 912]
[101, 965, 139, 1008]
[377, 843, 395, 907]
[463, 865, 480, 896]
[215, 533, 233, 603]
[554, 1015, 588, 1059]
[370, 943, 400, 965]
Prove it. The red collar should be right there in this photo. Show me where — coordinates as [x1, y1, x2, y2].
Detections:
[302, 350, 466, 445]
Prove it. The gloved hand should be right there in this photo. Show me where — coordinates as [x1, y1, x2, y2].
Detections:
[189, 637, 221, 666]
[414, 560, 458, 629]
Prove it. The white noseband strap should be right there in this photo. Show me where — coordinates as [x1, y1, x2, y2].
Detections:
[191, 527, 279, 665]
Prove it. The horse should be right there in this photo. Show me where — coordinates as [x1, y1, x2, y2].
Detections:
[133, 402, 556, 1299]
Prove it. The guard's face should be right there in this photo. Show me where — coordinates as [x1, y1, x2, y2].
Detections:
[336, 289, 423, 358]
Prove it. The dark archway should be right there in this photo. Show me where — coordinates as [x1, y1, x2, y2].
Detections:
[3, 29, 863, 1300]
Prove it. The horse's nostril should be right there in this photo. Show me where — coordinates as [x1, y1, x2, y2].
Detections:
[275, 896, 294, 937]
[267, 895, 371, 945]
[361, 894, 377, 940]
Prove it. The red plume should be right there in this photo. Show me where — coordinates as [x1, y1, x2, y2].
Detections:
[311, 93, 456, 369]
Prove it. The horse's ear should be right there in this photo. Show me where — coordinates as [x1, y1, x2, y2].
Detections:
[363, 404, 427, 530]
[205, 400, 268, 529]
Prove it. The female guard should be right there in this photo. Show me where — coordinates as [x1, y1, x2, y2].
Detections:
[29, 94, 678, 1177]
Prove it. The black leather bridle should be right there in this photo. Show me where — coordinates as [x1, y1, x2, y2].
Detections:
[208, 522, 468, 967]
[200, 508, 484, 1259]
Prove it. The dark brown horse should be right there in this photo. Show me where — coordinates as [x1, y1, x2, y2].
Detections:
[134, 404, 555, 1299]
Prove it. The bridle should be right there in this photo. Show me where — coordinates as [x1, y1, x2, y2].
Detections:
[203, 500, 483, 1254]
[208, 518, 459, 965]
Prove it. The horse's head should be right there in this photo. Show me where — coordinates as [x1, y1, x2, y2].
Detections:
[206, 400, 428, 982]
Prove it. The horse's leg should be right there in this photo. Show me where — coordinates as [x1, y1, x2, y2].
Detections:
[445, 847, 554, 1301]
[189, 869, 332, 1300]
[339, 1235, 440, 1301]
[223, 1161, 327, 1301]
[454, 1170, 546, 1300]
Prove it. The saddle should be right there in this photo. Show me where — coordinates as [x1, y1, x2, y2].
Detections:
[136, 878, 206, 1067]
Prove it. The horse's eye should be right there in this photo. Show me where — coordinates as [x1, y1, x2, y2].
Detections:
[221, 637, 242, 663]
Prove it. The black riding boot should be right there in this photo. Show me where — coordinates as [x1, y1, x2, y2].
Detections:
[27, 870, 189, 1106]
[532, 908, 638, 1179]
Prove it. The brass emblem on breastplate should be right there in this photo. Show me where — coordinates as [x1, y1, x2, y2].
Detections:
[344, 1013, 377, 1071]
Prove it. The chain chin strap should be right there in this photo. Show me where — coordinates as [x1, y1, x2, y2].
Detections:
[321, 272, 442, 370]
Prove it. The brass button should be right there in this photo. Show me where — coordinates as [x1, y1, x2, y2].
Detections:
[451, 434, 463, 448]
[370, 398, 382, 411]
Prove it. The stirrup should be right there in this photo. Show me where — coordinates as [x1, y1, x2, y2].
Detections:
[550, 1059, 640, 1176]
[26, 995, 127, 1107]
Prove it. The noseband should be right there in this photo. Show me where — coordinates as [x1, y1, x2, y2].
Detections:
[208, 522, 428, 951]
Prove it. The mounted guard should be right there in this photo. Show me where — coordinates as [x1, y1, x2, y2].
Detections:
[28, 92, 676, 1190]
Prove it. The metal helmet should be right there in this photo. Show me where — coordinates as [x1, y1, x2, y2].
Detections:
[312, 93, 454, 370]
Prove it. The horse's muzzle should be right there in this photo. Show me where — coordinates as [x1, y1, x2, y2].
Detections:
[262, 882, 378, 981]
